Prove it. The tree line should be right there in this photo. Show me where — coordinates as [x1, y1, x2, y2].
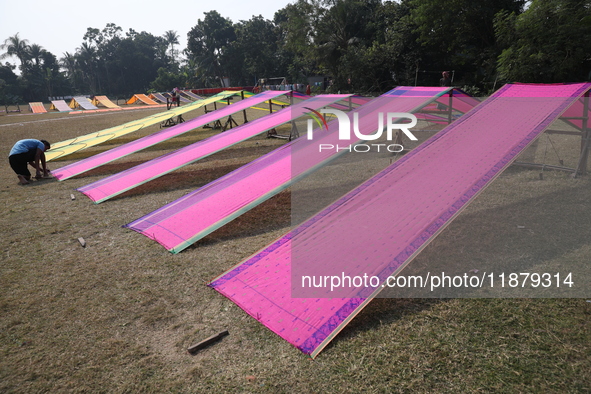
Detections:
[1, 0, 589, 104]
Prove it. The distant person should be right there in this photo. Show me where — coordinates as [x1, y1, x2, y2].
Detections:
[174, 87, 182, 106]
[168, 89, 179, 109]
[8, 139, 51, 185]
[170, 87, 180, 107]
[306, 84, 311, 96]
[440, 71, 452, 87]
[169, 90, 176, 108]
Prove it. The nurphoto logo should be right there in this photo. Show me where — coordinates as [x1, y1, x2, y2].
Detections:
[306, 108, 418, 153]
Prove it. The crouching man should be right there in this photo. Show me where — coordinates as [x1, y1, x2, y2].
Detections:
[8, 139, 51, 185]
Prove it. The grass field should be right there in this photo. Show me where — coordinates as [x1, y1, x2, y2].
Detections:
[1, 99, 590, 392]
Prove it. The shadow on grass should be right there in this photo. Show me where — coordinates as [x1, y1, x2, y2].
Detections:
[21, 177, 59, 187]
[106, 163, 250, 201]
[72, 160, 151, 178]
[388, 178, 591, 297]
[322, 178, 591, 349]
[188, 177, 376, 248]
[324, 298, 444, 350]
[191, 190, 293, 248]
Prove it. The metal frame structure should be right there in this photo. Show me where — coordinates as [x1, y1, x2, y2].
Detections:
[513, 90, 591, 177]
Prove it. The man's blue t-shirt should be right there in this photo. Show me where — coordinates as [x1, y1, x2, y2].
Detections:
[9, 139, 45, 156]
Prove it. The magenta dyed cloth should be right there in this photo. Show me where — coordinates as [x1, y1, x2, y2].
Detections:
[52, 91, 288, 181]
[206, 83, 590, 358]
[125, 87, 458, 253]
[78, 94, 351, 203]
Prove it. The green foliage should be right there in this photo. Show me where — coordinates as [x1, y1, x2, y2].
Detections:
[0, 0, 587, 100]
[67, 25, 167, 96]
[186, 11, 237, 86]
[234, 16, 280, 84]
[0, 35, 71, 101]
[150, 67, 183, 92]
[20, 48, 70, 100]
[0, 33, 30, 68]
[496, 0, 591, 82]
[312, 0, 383, 90]
[338, 1, 419, 91]
[409, 0, 525, 87]
[163, 30, 180, 64]
[0, 62, 20, 104]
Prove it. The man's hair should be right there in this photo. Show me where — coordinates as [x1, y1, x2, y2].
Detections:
[40, 139, 51, 150]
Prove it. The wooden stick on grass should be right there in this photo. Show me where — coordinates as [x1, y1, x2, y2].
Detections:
[187, 330, 229, 354]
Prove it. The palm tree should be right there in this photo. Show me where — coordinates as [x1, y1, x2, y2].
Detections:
[0, 33, 30, 67]
[27, 44, 46, 66]
[76, 42, 100, 93]
[60, 52, 78, 89]
[164, 30, 179, 62]
[180, 59, 200, 87]
[155, 40, 169, 63]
